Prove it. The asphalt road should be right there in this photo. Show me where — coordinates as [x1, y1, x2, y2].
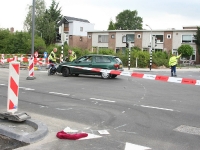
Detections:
[0, 68, 200, 150]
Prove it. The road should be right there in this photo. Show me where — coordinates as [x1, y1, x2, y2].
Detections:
[0, 68, 200, 150]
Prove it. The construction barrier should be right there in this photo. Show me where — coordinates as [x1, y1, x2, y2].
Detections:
[0, 55, 49, 66]
[63, 65, 200, 86]
[7, 62, 20, 114]
[28, 57, 34, 78]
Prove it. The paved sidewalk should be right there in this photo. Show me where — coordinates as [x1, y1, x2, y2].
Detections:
[123, 67, 200, 72]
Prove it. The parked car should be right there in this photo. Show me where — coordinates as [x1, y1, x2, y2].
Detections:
[56, 54, 124, 79]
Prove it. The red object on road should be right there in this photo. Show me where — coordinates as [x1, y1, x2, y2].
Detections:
[56, 131, 88, 140]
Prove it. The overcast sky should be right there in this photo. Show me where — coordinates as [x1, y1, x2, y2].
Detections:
[0, 0, 200, 31]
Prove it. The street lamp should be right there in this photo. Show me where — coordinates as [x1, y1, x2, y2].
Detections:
[146, 24, 153, 71]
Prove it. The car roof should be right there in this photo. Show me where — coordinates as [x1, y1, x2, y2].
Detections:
[85, 54, 117, 57]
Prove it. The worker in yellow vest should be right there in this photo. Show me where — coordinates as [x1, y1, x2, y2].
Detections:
[48, 48, 58, 63]
[169, 53, 182, 77]
[68, 49, 76, 62]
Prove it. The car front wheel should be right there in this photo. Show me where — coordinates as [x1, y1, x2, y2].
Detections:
[62, 67, 69, 77]
[101, 72, 110, 79]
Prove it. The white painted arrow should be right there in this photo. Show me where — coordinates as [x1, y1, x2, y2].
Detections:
[125, 142, 151, 150]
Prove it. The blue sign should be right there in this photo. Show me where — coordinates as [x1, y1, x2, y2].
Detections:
[44, 52, 48, 58]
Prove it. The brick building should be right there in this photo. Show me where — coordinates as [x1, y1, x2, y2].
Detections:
[87, 27, 199, 64]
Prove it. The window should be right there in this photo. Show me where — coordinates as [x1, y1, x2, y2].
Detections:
[126, 34, 135, 42]
[122, 36, 126, 43]
[88, 35, 91, 39]
[82, 56, 92, 62]
[95, 56, 111, 63]
[172, 49, 178, 55]
[154, 35, 163, 43]
[167, 34, 171, 39]
[182, 35, 195, 43]
[80, 37, 82, 41]
[64, 24, 69, 27]
[137, 34, 141, 39]
[191, 49, 196, 61]
[142, 48, 148, 52]
[98, 35, 108, 43]
[111, 35, 115, 39]
[80, 27, 83, 32]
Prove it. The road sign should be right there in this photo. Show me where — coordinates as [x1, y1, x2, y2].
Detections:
[34, 51, 38, 58]
[44, 52, 48, 58]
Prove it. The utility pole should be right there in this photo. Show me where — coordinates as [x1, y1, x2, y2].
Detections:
[126, 41, 131, 70]
[146, 24, 153, 71]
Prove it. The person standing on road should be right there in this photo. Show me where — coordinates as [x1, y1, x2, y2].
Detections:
[68, 49, 76, 62]
[169, 53, 182, 77]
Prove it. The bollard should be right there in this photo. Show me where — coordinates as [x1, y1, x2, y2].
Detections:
[7, 62, 20, 114]
[0, 62, 31, 121]
[26, 56, 36, 80]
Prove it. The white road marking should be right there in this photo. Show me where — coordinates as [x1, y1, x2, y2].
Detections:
[56, 108, 72, 111]
[140, 105, 174, 111]
[24, 88, 35, 91]
[90, 98, 115, 103]
[98, 130, 110, 135]
[0, 84, 5, 85]
[49, 92, 70, 96]
[114, 124, 127, 129]
[78, 133, 102, 140]
[19, 87, 35, 90]
[125, 142, 151, 150]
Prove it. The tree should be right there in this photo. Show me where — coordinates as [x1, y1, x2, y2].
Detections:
[0, 28, 45, 54]
[23, 0, 46, 32]
[41, 0, 62, 45]
[178, 44, 193, 59]
[114, 10, 143, 30]
[24, 0, 62, 45]
[0, 29, 11, 53]
[107, 19, 115, 30]
[194, 26, 200, 54]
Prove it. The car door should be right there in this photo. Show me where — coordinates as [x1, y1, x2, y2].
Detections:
[92, 56, 111, 69]
[72, 56, 93, 74]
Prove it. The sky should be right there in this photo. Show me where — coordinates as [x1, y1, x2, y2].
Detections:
[0, 0, 200, 31]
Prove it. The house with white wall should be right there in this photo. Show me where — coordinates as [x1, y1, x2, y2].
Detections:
[87, 27, 199, 63]
[58, 16, 94, 49]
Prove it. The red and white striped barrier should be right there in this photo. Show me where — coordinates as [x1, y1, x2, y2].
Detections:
[1, 54, 4, 64]
[7, 62, 20, 114]
[0, 56, 49, 66]
[28, 57, 34, 78]
[64, 65, 200, 86]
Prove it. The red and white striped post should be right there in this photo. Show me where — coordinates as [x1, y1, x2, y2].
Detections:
[0, 54, 4, 64]
[26, 56, 36, 80]
[7, 62, 20, 114]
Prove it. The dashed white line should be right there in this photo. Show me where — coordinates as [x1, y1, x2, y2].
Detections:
[90, 98, 115, 103]
[140, 105, 174, 111]
[49, 92, 70, 96]
[114, 124, 127, 129]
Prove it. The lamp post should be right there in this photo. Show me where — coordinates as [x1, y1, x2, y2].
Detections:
[146, 24, 153, 71]
[27, 0, 36, 80]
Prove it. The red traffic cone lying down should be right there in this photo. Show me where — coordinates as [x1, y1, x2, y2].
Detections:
[56, 131, 88, 140]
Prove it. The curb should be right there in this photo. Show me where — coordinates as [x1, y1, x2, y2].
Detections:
[0, 119, 48, 143]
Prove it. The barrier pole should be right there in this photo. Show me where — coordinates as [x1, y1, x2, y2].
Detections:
[26, 56, 36, 80]
[7, 62, 20, 114]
